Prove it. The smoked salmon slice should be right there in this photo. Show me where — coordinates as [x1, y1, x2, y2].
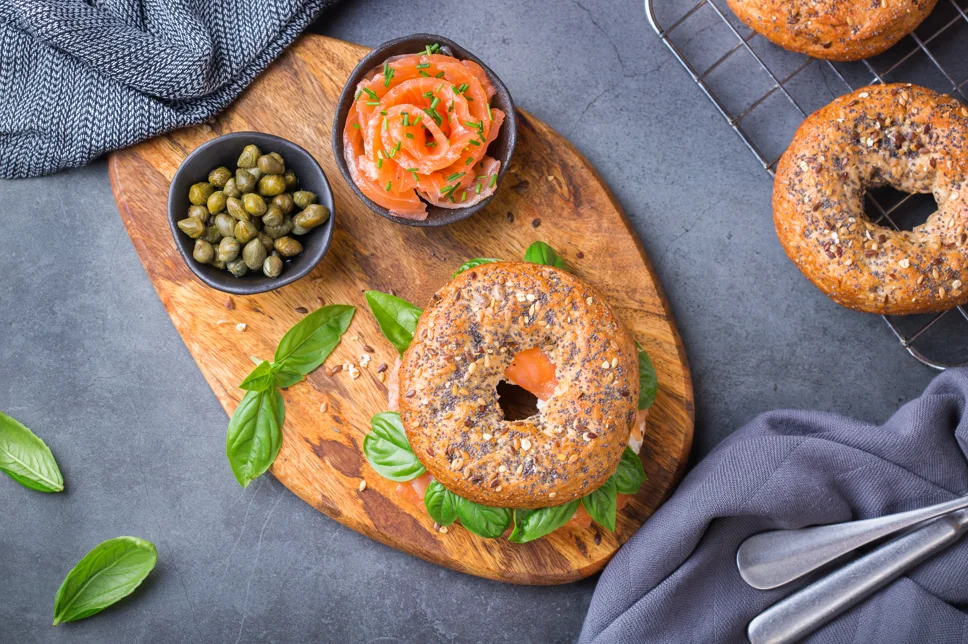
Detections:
[504, 348, 558, 401]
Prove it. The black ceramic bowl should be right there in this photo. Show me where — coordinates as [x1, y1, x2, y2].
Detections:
[332, 33, 517, 227]
[168, 132, 335, 296]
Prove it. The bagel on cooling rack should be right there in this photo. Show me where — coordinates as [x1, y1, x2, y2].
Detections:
[774, 83, 968, 315]
[398, 262, 639, 509]
[727, 0, 938, 60]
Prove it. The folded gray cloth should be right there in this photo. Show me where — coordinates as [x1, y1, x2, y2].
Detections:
[581, 368, 968, 643]
[0, 0, 338, 178]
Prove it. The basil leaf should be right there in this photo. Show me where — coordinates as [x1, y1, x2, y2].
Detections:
[273, 305, 356, 376]
[365, 291, 423, 356]
[363, 412, 425, 481]
[271, 364, 305, 389]
[509, 500, 580, 543]
[637, 342, 657, 410]
[225, 388, 285, 488]
[612, 447, 647, 495]
[456, 497, 512, 539]
[581, 478, 618, 532]
[0, 410, 64, 493]
[453, 258, 502, 277]
[238, 361, 274, 392]
[52, 536, 157, 625]
[523, 241, 567, 270]
[424, 479, 459, 526]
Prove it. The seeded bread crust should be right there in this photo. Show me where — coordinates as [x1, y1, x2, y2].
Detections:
[774, 84, 968, 315]
[398, 262, 639, 509]
[727, 0, 937, 61]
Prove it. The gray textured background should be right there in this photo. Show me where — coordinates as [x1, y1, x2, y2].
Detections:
[0, 0, 952, 642]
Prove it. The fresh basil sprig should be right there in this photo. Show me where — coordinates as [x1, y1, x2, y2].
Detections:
[227, 305, 355, 487]
[424, 479, 460, 526]
[456, 497, 512, 539]
[612, 447, 648, 495]
[363, 412, 426, 481]
[581, 477, 618, 531]
[509, 500, 580, 543]
[636, 342, 657, 410]
[0, 410, 64, 493]
[523, 241, 567, 270]
[365, 290, 423, 356]
[453, 258, 502, 277]
[52, 536, 157, 625]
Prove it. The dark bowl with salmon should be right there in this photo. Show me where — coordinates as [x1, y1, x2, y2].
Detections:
[332, 34, 517, 227]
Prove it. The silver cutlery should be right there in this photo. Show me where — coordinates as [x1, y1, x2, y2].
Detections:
[737, 494, 968, 590]
[747, 508, 968, 644]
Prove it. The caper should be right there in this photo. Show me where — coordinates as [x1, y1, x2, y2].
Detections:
[211, 257, 226, 270]
[291, 221, 310, 235]
[258, 174, 286, 197]
[189, 182, 215, 205]
[248, 166, 263, 180]
[214, 213, 237, 238]
[223, 177, 241, 198]
[226, 257, 248, 277]
[193, 239, 215, 264]
[283, 170, 297, 191]
[263, 254, 284, 278]
[207, 190, 227, 214]
[242, 238, 268, 270]
[237, 144, 261, 168]
[258, 232, 275, 252]
[263, 218, 293, 239]
[217, 237, 240, 263]
[294, 204, 330, 231]
[257, 154, 285, 175]
[225, 197, 249, 221]
[208, 166, 232, 188]
[177, 217, 205, 238]
[201, 225, 222, 244]
[234, 219, 259, 244]
[292, 190, 316, 209]
[262, 204, 285, 227]
[274, 236, 303, 257]
[235, 168, 256, 193]
[188, 205, 209, 221]
[272, 193, 294, 215]
[242, 193, 267, 216]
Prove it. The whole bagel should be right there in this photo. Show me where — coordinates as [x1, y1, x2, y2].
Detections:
[774, 84, 968, 315]
[727, 0, 937, 60]
[398, 262, 639, 509]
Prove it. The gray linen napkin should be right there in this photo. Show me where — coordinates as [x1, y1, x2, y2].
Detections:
[581, 367, 968, 643]
[0, 0, 339, 178]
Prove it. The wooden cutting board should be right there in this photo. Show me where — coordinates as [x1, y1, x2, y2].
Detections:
[108, 34, 694, 584]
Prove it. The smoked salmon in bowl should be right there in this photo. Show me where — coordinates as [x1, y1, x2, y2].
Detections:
[332, 34, 517, 227]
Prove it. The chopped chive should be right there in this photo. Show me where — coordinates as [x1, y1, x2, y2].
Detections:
[461, 191, 467, 202]
[441, 184, 458, 196]
[380, 110, 387, 115]
[436, 83, 444, 93]
[354, 90, 362, 101]
[412, 114, 423, 125]
[435, 71, 445, 78]
[419, 70, 430, 77]
[402, 113, 410, 126]
[422, 91, 434, 98]
[405, 133, 415, 139]
[424, 43, 440, 55]
[430, 97, 440, 110]
[445, 171, 465, 182]
[405, 167, 418, 172]
[385, 181, 392, 191]
[448, 102, 454, 113]
[416, 63, 430, 69]
[376, 158, 383, 168]
[469, 139, 481, 146]
[363, 87, 378, 100]
[488, 174, 497, 187]
[366, 101, 380, 106]
[383, 116, 388, 131]
[476, 182, 482, 194]
[465, 157, 473, 165]
[487, 103, 493, 120]
[466, 97, 474, 102]
[426, 141, 437, 148]
[476, 174, 487, 180]
[351, 123, 361, 130]
[383, 62, 395, 87]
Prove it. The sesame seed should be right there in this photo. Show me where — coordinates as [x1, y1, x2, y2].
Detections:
[319, 402, 328, 413]
[498, 465, 507, 473]
[898, 258, 910, 269]
[602, 360, 611, 369]
[586, 297, 593, 305]
[235, 323, 247, 332]
[358, 480, 367, 492]
[521, 438, 532, 451]
[526, 293, 535, 302]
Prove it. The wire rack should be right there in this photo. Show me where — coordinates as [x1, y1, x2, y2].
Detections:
[646, 0, 968, 369]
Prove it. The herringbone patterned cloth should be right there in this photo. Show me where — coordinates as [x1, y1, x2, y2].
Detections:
[0, 0, 339, 178]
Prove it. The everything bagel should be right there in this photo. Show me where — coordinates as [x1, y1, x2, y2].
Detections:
[727, 0, 937, 60]
[398, 262, 639, 509]
[774, 84, 968, 315]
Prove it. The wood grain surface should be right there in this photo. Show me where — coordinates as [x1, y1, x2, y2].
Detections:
[108, 34, 694, 584]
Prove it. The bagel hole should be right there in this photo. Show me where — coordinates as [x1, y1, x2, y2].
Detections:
[865, 186, 936, 231]
[496, 381, 540, 421]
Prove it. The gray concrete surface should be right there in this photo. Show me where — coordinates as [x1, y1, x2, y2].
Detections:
[0, 0, 955, 642]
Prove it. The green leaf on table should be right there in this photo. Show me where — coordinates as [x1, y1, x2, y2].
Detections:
[456, 497, 512, 539]
[273, 304, 356, 376]
[581, 478, 618, 532]
[365, 291, 423, 356]
[270, 364, 305, 389]
[509, 500, 580, 543]
[238, 360, 274, 392]
[637, 342, 657, 410]
[612, 447, 647, 495]
[362, 412, 425, 482]
[424, 479, 460, 526]
[453, 258, 502, 278]
[523, 241, 567, 270]
[225, 388, 285, 488]
[0, 410, 64, 493]
[52, 536, 157, 625]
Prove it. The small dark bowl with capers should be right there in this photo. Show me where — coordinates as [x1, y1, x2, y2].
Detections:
[168, 132, 334, 295]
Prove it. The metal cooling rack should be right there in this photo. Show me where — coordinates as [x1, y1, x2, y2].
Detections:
[646, 0, 968, 369]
